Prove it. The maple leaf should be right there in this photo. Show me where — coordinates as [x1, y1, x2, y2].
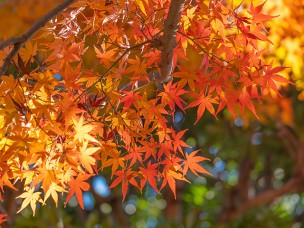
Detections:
[256, 62, 290, 93]
[65, 174, 92, 209]
[30, 167, 55, 194]
[249, 1, 277, 23]
[135, 0, 148, 16]
[171, 129, 191, 154]
[161, 169, 189, 199]
[17, 187, 44, 216]
[238, 87, 259, 118]
[109, 169, 136, 201]
[78, 141, 100, 174]
[60, 42, 84, 66]
[44, 182, 66, 207]
[0, 170, 17, 191]
[125, 145, 143, 167]
[159, 155, 189, 198]
[94, 45, 117, 67]
[88, 93, 106, 108]
[183, 150, 210, 176]
[72, 116, 96, 143]
[172, 66, 198, 92]
[109, 170, 128, 201]
[181, 6, 197, 31]
[139, 161, 159, 192]
[143, 50, 161, 67]
[214, 18, 226, 42]
[188, 93, 218, 124]
[62, 63, 82, 91]
[19, 41, 37, 64]
[120, 91, 142, 110]
[103, 152, 125, 176]
[126, 56, 147, 81]
[159, 81, 187, 111]
[158, 140, 174, 159]
[217, 90, 240, 118]
[59, 93, 85, 126]
[138, 138, 158, 161]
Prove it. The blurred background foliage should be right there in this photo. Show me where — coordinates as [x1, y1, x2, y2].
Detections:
[1, 0, 304, 227]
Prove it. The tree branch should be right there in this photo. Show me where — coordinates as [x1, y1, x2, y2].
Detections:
[158, 0, 186, 82]
[222, 177, 304, 222]
[0, 0, 76, 77]
[276, 122, 299, 160]
[75, 40, 151, 101]
[118, 0, 186, 92]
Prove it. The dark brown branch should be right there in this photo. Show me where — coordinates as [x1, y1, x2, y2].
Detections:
[235, 157, 253, 201]
[237, 177, 302, 211]
[222, 177, 304, 222]
[276, 122, 299, 159]
[0, 0, 76, 77]
[158, 0, 186, 82]
[219, 121, 304, 222]
[276, 123, 304, 175]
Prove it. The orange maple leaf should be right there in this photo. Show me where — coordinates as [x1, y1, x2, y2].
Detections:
[0, 170, 17, 191]
[94, 45, 117, 67]
[65, 173, 92, 209]
[171, 129, 191, 154]
[139, 161, 159, 193]
[19, 41, 37, 64]
[249, 1, 277, 23]
[188, 93, 218, 124]
[159, 81, 187, 111]
[161, 169, 189, 199]
[183, 150, 210, 176]
[109, 169, 137, 201]
[160, 156, 189, 198]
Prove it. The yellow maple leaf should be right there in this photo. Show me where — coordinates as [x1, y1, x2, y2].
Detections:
[78, 141, 100, 173]
[135, 0, 148, 16]
[19, 41, 37, 64]
[44, 182, 66, 207]
[72, 116, 96, 143]
[17, 187, 44, 216]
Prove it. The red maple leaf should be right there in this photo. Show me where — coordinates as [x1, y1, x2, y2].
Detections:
[159, 81, 187, 111]
[139, 161, 159, 192]
[109, 169, 138, 201]
[120, 91, 142, 109]
[249, 1, 277, 23]
[256, 62, 290, 93]
[188, 93, 218, 124]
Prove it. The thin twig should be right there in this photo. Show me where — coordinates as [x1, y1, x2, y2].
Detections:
[74, 40, 151, 101]
[177, 30, 236, 67]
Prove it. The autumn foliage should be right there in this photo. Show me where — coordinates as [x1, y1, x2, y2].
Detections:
[0, 0, 287, 219]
